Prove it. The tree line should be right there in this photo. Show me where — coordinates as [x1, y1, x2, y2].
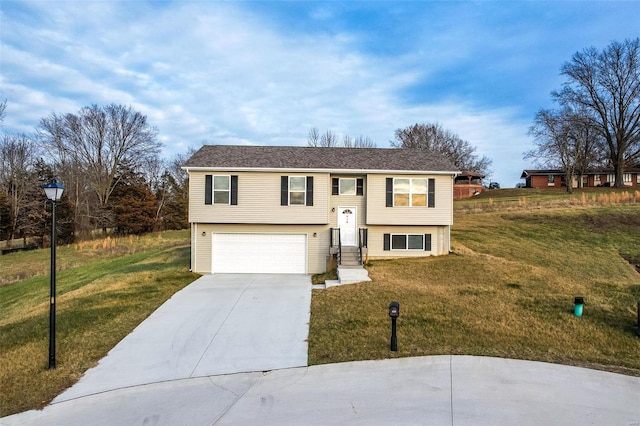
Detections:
[0, 102, 190, 248]
[307, 124, 493, 177]
[3, 102, 493, 249]
[526, 38, 640, 191]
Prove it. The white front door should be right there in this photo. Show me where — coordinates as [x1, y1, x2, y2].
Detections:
[338, 207, 357, 246]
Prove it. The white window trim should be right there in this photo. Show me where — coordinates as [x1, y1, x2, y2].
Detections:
[339, 178, 357, 195]
[213, 175, 230, 205]
[289, 176, 306, 206]
[391, 233, 425, 251]
[393, 178, 428, 207]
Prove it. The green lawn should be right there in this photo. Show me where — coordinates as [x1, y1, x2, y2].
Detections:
[0, 231, 199, 417]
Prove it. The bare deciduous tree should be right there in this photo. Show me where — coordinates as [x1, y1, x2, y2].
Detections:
[526, 107, 603, 193]
[307, 127, 321, 147]
[0, 133, 39, 244]
[553, 38, 640, 187]
[37, 104, 161, 233]
[342, 134, 376, 148]
[308, 127, 376, 148]
[391, 122, 492, 176]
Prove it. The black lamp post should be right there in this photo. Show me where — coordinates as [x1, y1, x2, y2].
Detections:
[43, 179, 64, 369]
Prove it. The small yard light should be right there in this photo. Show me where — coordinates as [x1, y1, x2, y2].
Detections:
[388, 301, 400, 351]
[43, 178, 64, 369]
[574, 296, 584, 317]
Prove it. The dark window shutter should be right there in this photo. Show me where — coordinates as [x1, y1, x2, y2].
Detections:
[205, 175, 212, 205]
[230, 175, 238, 205]
[386, 178, 393, 207]
[281, 176, 288, 206]
[428, 178, 435, 207]
[356, 178, 364, 196]
[306, 176, 314, 206]
[332, 178, 339, 195]
[383, 234, 390, 251]
[424, 234, 432, 251]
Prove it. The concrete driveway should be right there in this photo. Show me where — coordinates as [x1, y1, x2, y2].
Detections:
[5, 356, 640, 426]
[53, 274, 312, 403]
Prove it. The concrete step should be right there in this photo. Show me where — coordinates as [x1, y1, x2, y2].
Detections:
[338, 247, 362, 266]
[337, 267, 371, 285]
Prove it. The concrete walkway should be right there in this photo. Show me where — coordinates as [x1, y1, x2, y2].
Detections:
[53, 274, 312, 402]
[4, 356, 639, 425]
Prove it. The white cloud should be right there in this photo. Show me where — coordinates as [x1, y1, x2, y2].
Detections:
[2, 1, 638, 187]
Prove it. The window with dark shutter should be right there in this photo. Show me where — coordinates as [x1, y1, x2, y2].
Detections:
[388, 233, 427, 250]
[425, 234, 432, 251]
[386, 178, 393, 207]
[230, 175, 238, 205]
[205, 175, 212, 205]
[306, 176, 314, 206]
[356, 178, 364, 196]
[383, 233, 390, 251]
[281, 176, 288, 206]
[428, 178, 435, 208]
[332, 178, 339, 195]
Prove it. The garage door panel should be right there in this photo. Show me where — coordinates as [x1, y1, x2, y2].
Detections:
[213, 233, 306, 274]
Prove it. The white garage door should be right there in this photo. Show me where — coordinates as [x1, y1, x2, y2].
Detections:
[212, 233, 307, 274]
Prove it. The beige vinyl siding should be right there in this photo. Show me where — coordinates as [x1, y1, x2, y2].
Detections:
[365, 174, 454, 226]
[365, 225, 450, 258]
[189, 171, 330, 224]
[192, 223, 330, 275]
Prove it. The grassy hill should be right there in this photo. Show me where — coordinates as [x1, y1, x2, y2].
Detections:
[1, 189, 639, 417]
[0, 231, 199, 417]
[308, 189, 640, 374]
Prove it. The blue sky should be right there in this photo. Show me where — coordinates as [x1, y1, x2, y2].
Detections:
[1, 1, 639, 186]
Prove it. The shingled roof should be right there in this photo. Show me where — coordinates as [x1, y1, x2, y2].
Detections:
[183, 145, 458, 173]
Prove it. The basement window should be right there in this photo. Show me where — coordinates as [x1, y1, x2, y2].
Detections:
[392, 234, 425, 250]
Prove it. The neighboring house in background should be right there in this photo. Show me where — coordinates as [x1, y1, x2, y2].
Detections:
[182, 145, 459, 275]
[454, 171, 484, 199]
[520, 168, 640, 189]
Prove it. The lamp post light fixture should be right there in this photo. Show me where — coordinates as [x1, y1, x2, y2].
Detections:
[43, 179, 64, 369]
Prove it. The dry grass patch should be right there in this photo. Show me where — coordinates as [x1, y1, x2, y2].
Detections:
[0, 231, 189, 287]
[455, 187, 639, 214]
[309, 204, 640, 375]
[0, 237, 198, 417]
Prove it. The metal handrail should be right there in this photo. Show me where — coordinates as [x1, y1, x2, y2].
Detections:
[330, 228, 342, 265]
[358, 228, 368, 265]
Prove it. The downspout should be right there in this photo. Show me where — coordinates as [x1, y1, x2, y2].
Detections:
[450, 174, 455, 253]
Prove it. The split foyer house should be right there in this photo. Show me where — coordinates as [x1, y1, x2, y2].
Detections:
[183, 145, 459, 275]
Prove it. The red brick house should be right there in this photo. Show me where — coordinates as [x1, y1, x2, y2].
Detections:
[520, 168, 640, 189]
